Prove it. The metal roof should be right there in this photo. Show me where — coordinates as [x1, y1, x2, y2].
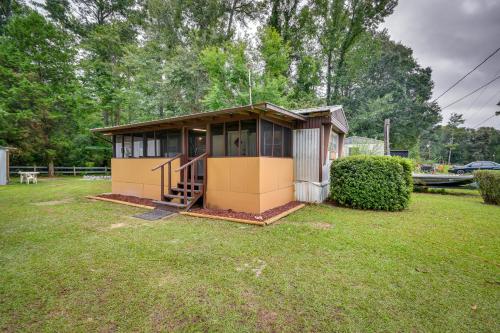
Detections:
[91, 102, 350, 135]
[91, 102, 306, 134]
[292, 105, 343, 114]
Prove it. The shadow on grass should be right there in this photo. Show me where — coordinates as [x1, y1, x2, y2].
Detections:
[414, 186, 480, 197]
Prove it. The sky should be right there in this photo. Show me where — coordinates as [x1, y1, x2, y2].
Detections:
[382, 0, 500, 129]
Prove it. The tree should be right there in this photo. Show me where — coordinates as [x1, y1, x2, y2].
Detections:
[445, 113, 465, 164]
[313, 0, 397, 104]
[340, 32, 441, 151]
[200, 27, 293, 110]
[0, 10, 80, 174]
[224, 0, 264, 39]
[0, 0, 14, 33]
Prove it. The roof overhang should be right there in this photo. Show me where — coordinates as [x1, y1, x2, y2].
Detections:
[292, 105, 349, 134]
[91, 102, 306, 135]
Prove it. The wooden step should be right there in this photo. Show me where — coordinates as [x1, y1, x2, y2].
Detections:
[163, 193, 201, 202]
[177, 182, 203, 189]
[153, 200, 188, 209]
[170, 187, 202, 194]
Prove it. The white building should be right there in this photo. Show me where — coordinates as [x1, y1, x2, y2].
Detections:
[344, 136, 384, 156]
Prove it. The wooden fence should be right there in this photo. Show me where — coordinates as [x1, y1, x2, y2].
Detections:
[10, 166, 110, 176]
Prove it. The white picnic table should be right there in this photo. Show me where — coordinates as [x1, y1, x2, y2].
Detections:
[18, 171, 39, 184]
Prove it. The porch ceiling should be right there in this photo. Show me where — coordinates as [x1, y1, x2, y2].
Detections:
[91, 102, 306, 135]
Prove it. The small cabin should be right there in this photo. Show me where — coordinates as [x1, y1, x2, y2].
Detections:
[0, 147, 13, 186]
[91, 102, 348, 214]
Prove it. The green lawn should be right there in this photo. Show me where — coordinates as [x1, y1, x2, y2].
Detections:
[0, 178, 499, 332]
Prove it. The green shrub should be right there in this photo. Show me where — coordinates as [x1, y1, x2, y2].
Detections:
[330, 155, 413, 211]
[474, 170, 500, 205]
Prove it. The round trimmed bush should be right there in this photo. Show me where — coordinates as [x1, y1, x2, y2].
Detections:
[330, 156, 413, 211]
[474, 170, 500, 205]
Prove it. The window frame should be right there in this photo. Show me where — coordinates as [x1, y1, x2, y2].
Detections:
[209, 118, 259, 158]
[113, 129, 181, 159]
[259, 118, 293, 158]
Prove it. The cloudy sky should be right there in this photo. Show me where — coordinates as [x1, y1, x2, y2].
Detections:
[382, 0, 500, 129]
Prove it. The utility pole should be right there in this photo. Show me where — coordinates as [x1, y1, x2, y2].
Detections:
[447, 133, 454, 165]
[384, 119, 390, 156]
[248, 67, 252, 105]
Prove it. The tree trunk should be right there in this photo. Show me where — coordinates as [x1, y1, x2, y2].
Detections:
[269, 0, 281, 33]
[333, 51, 346, 102]
[447, 133, 454, 165]
[48, 160, 55, 177]
[226, 0, 237, 38]
[326, 50, 333, 104]
[159, 100, 164, 118]
[103, 110, 109, 126]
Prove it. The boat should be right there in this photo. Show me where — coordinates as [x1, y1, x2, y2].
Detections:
[412, 173, 475, 187]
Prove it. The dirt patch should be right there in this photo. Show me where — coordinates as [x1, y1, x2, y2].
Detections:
[33, 198, 72, 206]
[252, 260, 266, 277]
[308, 222, 332, 229]
[236, 259, 267, 278]
[96, 194, 155, 208]
[258, 310, 278, 329]
[110, 223, 127, 229]
[190, 201, 303, 223]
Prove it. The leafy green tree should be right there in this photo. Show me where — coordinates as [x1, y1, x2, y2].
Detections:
[341, 32, 441, 150]
[313, 0, 397, 104]
[0, 10, 80, 173]
[0, 0, 15, 33]
[201, 41, 250, 109]
[200, 27, 293, 110]
[224, 0, 264, 38]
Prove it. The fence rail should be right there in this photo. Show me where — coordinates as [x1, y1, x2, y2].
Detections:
[10, 166, 110, 176]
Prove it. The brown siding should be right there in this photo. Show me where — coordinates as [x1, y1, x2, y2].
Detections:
[294, 115, 330, 129]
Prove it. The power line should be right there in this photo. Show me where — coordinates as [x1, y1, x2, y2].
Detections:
[472, 114, 496, 129]
[441, 75, 500, 110]
[464, 67, 500, 113]
[475, 90, 500, 115]
[433, 47, 500, 102]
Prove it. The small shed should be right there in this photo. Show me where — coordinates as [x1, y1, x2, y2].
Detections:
[0, 147, 13, 185]
[344, 136, 384, 156]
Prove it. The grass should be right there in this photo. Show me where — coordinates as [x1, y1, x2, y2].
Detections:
[0, 177, 499, 332]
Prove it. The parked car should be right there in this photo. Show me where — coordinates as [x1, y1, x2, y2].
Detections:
[448, 161, 500, 175]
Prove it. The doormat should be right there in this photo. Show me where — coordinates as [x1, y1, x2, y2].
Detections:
[133, 209, 176, 221]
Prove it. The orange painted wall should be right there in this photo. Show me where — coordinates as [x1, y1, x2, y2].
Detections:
[111, 158, 181, 200]
[206, 157, 294, 214]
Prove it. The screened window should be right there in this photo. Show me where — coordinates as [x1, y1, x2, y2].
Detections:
[260, 120, 292, 157]
[133, 134, 144, 157]
[226, 121, 240, 157]
[261, 120, 273, 156]
[188, 129, 206, 157]
[115, 135, 123, 158]
[273, 125, 283, 157]
[146, 132, 156, 157]
[158, 130, 181, 157]
[240, 119, 257, 156]
[211, 123, 225, 157]
[210, 119, 258, 157]
[123, 135, 132, 157]
[283, 127, 292, 157]
[166, 131, 181, 157]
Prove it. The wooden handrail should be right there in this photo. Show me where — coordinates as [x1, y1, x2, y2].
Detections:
[151, 153, 182, 171]
[174, 153, 208, 172]
[153, 152, 207, 208]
